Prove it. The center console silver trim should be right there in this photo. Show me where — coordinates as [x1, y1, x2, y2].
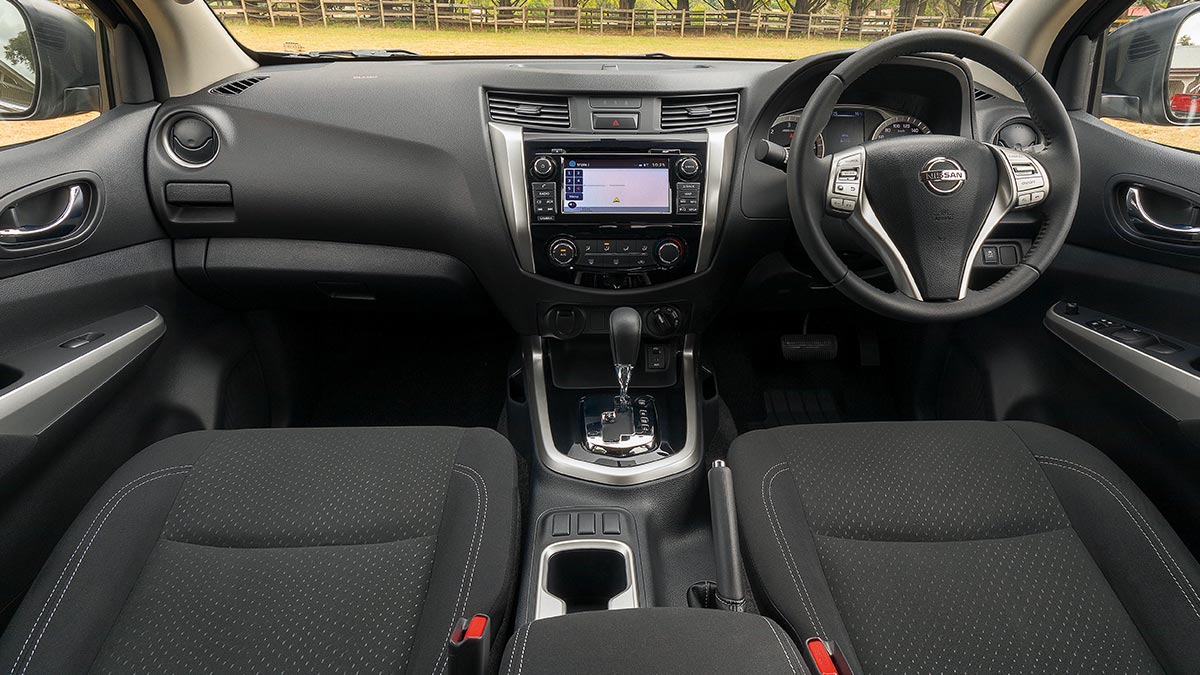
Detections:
[487, 122, 737, 276]
[525, 334, 701, 485]
[488, 122, 535, 272]
[534, 538, 639, 620]
[696, 123, 738, 274]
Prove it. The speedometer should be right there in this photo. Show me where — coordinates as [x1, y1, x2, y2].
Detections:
[872, 116, 931, 140]
[768, 113, 825, 158]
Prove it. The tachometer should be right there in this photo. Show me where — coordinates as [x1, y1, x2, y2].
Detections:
[768, 113, 825, 158]
[872, 116, 931, 140]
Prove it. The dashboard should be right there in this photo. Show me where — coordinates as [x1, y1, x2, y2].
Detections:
[142, 50, 1024, 336]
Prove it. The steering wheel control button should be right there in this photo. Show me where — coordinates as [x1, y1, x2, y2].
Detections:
[827, 149, 864, 216]
[918, 157, 968, 195]
[1002, 149, 1051, 210]
[547, 238, 578, 267]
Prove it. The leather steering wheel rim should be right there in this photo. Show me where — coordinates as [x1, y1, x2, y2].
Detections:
[787, 29, 1081, 322]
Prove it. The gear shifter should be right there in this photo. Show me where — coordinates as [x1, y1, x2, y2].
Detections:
[609, 307, 642, 409]
[578, 307, 659, 459]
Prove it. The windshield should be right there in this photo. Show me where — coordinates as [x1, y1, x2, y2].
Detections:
[206, 1, 1004, 59]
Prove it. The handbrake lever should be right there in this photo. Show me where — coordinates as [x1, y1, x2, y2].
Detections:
[708, 459, 746, 611]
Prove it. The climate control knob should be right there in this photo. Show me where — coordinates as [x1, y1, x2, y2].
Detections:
[676, 156, 701, 179]
[547, 238, 578, 267]
[531, 156, 556, 179]
[654, 238, 684, 267]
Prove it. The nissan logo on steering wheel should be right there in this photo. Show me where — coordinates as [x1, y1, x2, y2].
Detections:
[919, 157, 968, 195]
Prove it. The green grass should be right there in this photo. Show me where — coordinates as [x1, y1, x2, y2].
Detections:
[225, 23, 869, 59]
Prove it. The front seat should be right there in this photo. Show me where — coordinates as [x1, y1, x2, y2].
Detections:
[0, 426, 519, 674]
[729, 421, 1200, 674]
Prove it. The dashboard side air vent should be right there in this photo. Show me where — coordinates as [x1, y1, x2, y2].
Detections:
[973, 88, 995, 102]
[487, 92, 571, 129]
[210, 75, 269, 96]
[660, 93, 739, 130]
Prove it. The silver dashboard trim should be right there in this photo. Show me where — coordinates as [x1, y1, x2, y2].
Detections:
[488, 122, 536, 272]
[525, 334, 701, 485]
[534, 538, 639, 620]
[0, 307, 166, 435]
[1045, 306, 1200, 421]
[695, 123, 738, 273]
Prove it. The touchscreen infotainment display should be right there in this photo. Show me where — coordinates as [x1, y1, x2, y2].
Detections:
[561, 157, 672, 215]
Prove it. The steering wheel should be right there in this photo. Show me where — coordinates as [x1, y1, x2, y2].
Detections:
[788, 30, 1081, 322]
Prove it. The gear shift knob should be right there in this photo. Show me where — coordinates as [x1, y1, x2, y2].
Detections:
[609, 307, 642, 367]
[609, 307, 641, 405]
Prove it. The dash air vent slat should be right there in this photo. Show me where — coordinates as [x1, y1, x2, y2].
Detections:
[660, 93, 739, 131]
[210, 75, 269, 96]
[487, 92, 571, 129]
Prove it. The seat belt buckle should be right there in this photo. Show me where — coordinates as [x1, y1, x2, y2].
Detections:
[448, 614, 491, 675]
[805, 637, 854, 675]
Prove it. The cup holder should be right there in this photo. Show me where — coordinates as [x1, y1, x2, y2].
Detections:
[535, 540, 638, 619]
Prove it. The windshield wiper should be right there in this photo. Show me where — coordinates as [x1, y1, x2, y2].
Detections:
[273, 48, 421, 59]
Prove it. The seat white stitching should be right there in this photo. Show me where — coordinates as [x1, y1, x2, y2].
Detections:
[1037, 455, 1200, 621]
[11, 466, 193, 675]
[433, 464, 488, 675]
[762, 461, 827, 639]
[762, 615, 800, 675]
[516, 622, 532, 675]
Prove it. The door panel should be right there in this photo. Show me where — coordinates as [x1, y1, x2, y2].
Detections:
[1068, 113, 1200, 273]
[0, 110, 267, 625]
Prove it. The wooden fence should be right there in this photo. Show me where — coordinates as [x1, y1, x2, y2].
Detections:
[53, 0, 992, 38]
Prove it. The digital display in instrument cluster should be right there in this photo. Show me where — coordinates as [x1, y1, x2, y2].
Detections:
[822, 109, 866, 155]
[561, 157, 672, 215]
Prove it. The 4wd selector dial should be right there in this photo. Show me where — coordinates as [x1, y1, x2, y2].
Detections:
[646, 306, 682, 338]
[654, 238, 684, 267]
[531, 156, 556, 179]
[547, 238, 578, 267]
[676, 156, 701, 179]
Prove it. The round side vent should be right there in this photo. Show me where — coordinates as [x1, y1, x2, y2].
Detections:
[163, 114, 219, 168]
[994, 119, 1042, 152]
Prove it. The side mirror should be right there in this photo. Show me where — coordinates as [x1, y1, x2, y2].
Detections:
[1100, 4, 1200, 126]
[0, 0, 99, 121]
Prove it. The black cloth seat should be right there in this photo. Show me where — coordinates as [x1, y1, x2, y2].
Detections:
[0, 426, 519, 674]
[729, 421, 1200, 674]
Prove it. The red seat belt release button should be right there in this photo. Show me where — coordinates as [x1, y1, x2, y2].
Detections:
[806, 637, 841, 675]
[449, 614, 490, 675]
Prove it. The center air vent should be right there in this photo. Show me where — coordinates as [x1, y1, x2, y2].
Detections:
[487, 92, 571, 129]
[210, 75, 268, 96]
[660, 93, 738, 130]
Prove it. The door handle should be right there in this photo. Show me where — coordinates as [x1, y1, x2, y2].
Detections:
[1124, 185, 1200, 242]
[0, 184, 88, 245]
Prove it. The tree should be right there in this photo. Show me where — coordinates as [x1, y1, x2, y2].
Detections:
[2, 32, 33, 77]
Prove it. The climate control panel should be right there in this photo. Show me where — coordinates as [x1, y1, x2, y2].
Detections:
[546, 237, 686, 272]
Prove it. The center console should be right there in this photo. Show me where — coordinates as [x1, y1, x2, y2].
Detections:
[488, 122, 737, 288]
[524, 139, 707, 286]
